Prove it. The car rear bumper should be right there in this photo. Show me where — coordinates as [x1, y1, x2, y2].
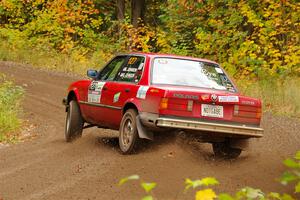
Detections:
[155, 117, 263, 138]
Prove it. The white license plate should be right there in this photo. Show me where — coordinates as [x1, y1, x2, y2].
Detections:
[201, 104, 223, 118]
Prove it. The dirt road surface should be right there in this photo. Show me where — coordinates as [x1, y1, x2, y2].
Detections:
[0, 62, 300, 200]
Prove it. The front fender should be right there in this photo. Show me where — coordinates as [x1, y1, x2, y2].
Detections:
[67, 87, 80, 103]
[63, 88, 80, 112]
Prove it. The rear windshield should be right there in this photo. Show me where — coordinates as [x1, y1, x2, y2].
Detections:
[152, 58, 236, 92]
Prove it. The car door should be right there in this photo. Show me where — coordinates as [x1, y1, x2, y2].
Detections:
[84, 55, 128, 125]
[100, 55, 146, 129]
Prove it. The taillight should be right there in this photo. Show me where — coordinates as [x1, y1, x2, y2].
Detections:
[160, 98, 193, 112]
[160, 98, 168, 109]
[234, 105, 239, 115]
[233, 105, 262, 119]
[187, 100, 193, 111]
[256, 108, 262, 118]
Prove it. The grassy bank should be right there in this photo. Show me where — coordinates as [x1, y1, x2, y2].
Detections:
[0, 39, 109, 74]
[237, 77, 300, 118]
[237, 78, 300, 118]
[0, 41, 299, 118]
[0, 74, 24, 143]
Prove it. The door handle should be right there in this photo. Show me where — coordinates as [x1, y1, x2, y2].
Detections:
[125, 88, 130, 93]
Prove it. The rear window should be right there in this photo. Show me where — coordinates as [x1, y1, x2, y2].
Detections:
[152, 58, 236, 92]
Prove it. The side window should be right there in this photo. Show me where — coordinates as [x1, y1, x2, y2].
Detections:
[115, 56, 145, 83]
[99, 56, 127, 81]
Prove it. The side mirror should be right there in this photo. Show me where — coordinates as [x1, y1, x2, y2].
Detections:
[87, 69, 98, 79]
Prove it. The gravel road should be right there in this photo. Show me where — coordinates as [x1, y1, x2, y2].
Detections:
[0, 62, 299, 200]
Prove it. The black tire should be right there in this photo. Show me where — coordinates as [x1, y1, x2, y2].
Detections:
[65, 100, 84, 142]
[119, 109, 140, 154]
[212, 140, 242, 159]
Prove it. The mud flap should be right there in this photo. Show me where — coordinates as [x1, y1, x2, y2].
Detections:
[136, 116, 153, 140]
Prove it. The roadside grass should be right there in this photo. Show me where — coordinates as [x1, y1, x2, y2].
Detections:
[237, 77, 300, 118]
[0, 32, 111, 74]
[1, 40, 299, 118]
[0, 74, 24, 143]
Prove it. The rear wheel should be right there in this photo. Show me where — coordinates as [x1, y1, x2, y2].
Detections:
[65, 100, 84, 142]
[119, 109, 140, 154]
[212, 140, 242, 159]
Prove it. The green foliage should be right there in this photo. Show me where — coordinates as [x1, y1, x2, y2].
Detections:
[280, 151, 300, 193]
[118, 174, 140, 185]
[236, 187, 265, 199]
[184, 177, 219, 200]
[0, 0, 116, 72]
[159, 0, 300, 78]
[195, 188, 217, 200]
[218, 188, 295, 200]
[185, 177, 219, 191]
[119, 152, 300, 200]
[119, 175, 296, 200]
[0, 0, 299, 117]
[1, 0, 298, 77]
[0, 73, 24, 143]
[141, 182, 157, 193]
[141, 195, 153, 200]
[118, 175, 156, 200]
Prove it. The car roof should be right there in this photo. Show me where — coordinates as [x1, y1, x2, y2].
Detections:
[119, 52, 219, 65]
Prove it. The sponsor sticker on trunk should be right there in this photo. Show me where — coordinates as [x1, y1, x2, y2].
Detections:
[218, 96, 239, 103]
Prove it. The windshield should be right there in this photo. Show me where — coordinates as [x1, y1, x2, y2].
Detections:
[152, 58, 236, 92]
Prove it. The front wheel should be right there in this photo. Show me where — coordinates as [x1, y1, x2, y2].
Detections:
[119, 109, 140, 154]
[65, 100, 84, 142]
[212, 140, 242, 159]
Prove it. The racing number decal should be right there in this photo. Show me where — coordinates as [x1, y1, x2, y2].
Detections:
[128, 57, 137, 65]
[88, 81, 106, 103]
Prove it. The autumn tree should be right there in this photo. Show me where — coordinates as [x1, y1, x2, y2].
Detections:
[131, 0, 146, 27]
[116, 0, 125, 20]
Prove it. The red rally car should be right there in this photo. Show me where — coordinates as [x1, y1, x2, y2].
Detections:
[63, 52, 263, 158]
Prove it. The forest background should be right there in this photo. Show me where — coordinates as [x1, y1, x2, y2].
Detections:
[0, 0, 299, 117]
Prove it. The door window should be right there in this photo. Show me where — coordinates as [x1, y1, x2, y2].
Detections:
[115, 56, 145, 83]
[99, 56, 127, 81]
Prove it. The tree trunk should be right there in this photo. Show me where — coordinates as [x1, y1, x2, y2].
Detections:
[131, 0, 145, 27]
[116, 0, 125, 21]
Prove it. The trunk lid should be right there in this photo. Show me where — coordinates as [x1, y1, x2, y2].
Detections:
[155, 85, 261, 125]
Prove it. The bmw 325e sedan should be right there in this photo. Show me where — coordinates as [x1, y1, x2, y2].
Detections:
[63, 52, 263, 158]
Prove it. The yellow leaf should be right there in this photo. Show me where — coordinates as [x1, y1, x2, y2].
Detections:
[195, 189, 217, 200]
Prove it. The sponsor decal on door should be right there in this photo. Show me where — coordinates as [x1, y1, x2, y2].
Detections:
[113, 92, 121, 103]
[88, 81, 106, 103]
